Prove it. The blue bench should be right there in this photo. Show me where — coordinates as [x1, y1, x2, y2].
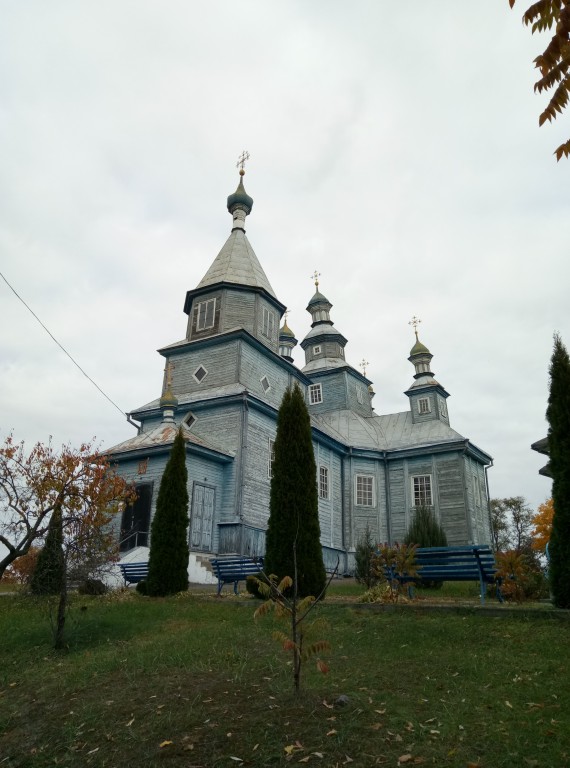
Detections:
[384, 545, 503, 605]
[211, 556, 264, 595]
[118, 561, 149, 586]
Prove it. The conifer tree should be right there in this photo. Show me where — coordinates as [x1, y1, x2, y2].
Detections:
[404, 505, 448, 548]
[146, 429, 189, 596]
[30, 505, 65, 596]
[546, 334, 570, 608]
[264, 384, 326, 598]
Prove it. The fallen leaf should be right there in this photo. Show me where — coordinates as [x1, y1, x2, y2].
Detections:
[298, 759, 310, 764]
[343, 758, 353, 765]
[126, 718, 134, 727]
[229, 757, 243, 763]
[253, 744, 259, 751]
[505, 701, 513, 709]
[375, 709, 386, 715]
[322, 700, 334, 709]
[313, 752, 324, 758]
[326, 730, 337, 736]
[159, 741, 173, 748]
[398, 756, 413, 765]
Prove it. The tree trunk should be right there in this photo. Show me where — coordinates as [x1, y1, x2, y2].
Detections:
[54, 575, 67, 650]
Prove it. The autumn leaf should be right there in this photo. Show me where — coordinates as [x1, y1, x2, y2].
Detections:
[398, 756, 413, 765]
[159, 740, 173, 748]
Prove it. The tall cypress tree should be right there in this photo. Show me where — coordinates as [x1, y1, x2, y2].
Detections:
[546, 333, 570, 608]
[264, 384, 326, 598]
[30, 505, 65, 596]
[146, 429, 189, 596]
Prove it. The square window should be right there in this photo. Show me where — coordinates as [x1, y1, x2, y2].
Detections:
[196, 298, 216, 331]
[412, 475, 432, 506]
[418, 397, 431, 415]
[183, 412, 196, 428]
[262, 307, 275, 339]
[319, 466, 329, 499]
[261, 375, 270, 393]
[313, 345, 322, 355]
[193, 365, 208, 383]
[355, 475, 374, 506]
[268, 438, 276, 479]
[309, 383, 323, 404]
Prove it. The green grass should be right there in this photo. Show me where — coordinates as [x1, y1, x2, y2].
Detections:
[0, 591, 568, 767]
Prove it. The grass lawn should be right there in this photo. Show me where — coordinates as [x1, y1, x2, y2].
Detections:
[0, 590, 568, 768]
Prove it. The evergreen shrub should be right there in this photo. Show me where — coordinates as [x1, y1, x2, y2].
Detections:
[264, 384, 326, 598]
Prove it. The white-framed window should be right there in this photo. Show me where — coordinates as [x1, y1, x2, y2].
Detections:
[412, 474, 432, 506]
[438, 397, 447, 418]
[309, 383, 323, 405]
[417, 397, 431, 415]
[319, 466, 329, 499]
[196, 298, 216, 331]
[313, 345, 322, 355]
[193, 365, 208, 383]
[356, 387, 364, 404]
[260, 375, 270, 393]
[355, 475, 375, 507]
[268, 439, 276, 479]
[262, 307, 275, 339]
[339, 346, 344, 358]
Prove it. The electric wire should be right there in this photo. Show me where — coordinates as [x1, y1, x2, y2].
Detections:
[1, 269, 128, 420]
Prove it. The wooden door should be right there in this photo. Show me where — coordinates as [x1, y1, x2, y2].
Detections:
[190, 483, 215, 551]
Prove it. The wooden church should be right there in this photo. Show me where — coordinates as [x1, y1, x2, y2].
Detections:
[108, 166, 493, 577]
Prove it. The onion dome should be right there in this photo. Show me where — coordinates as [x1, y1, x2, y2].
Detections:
[227, 169, 253, 217]
[279, 318, 297, 362]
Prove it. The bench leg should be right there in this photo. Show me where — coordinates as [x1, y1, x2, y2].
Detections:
[217, 580, 223, 596]
[233, 581, 239, 595]
[479, 578, 486, 606]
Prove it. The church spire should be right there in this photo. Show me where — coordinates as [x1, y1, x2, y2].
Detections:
[160, 360, 178, 423]
[301, 274, 348, 371]
[227, 151, 253, 232]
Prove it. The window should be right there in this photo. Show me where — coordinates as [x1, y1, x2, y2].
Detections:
[183, 412, 196, 428]
[137, 459, 148, 475]
[260, 375, 270, 393]
[309, 383, 323, 404]
[313, 345, 322, 355]
[356, 387, 363, 404]
[193, 365, 208, 383]
[412, 475, 432, 506]
[339, 347, 344, 357]
[438, 397, 447, 418]
[417, 397, 431, 415]
[319, 466, 329, 499]
[473, 475, 481, 506]
[355, 475, 374, 506]
[268, 439, 276, 478]
[262, 307, 275, 339]
[196, 298, 216, 331]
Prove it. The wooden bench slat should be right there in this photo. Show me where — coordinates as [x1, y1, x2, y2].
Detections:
[383, 545, 502, 605]
[211, 556, 263, 595]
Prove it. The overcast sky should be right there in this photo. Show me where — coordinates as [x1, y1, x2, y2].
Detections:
[1, 1, 568, 518]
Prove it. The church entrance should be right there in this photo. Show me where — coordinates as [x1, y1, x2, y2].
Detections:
[189, 482, 215, 551]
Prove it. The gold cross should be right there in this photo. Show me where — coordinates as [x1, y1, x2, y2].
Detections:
[310, 270, 321, 289]
[236, 150, 250, 175]
[408, 315, 422, 340]
[283, 309, 290, 325]
[359, 359, 369, 376]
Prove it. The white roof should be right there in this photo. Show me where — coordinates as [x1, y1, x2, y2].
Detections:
[107, 421, 234, 458]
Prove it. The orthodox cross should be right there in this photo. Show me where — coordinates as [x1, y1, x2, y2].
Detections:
[310, 270, 321, 290]
[359, 359, 369, 377]
[283, 309, 290, 326]
[236, 150, 250, 174]
[409, 315, 422, 341]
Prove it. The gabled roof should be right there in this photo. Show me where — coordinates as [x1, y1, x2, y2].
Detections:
[311, 409, 468, 453]
[196, 228, 277, 298]
[106, 422, 234, 459]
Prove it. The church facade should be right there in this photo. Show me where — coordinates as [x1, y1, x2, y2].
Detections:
[108, 170, 493, 574]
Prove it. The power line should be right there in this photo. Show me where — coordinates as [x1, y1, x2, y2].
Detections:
[1, 269, 128, 420]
